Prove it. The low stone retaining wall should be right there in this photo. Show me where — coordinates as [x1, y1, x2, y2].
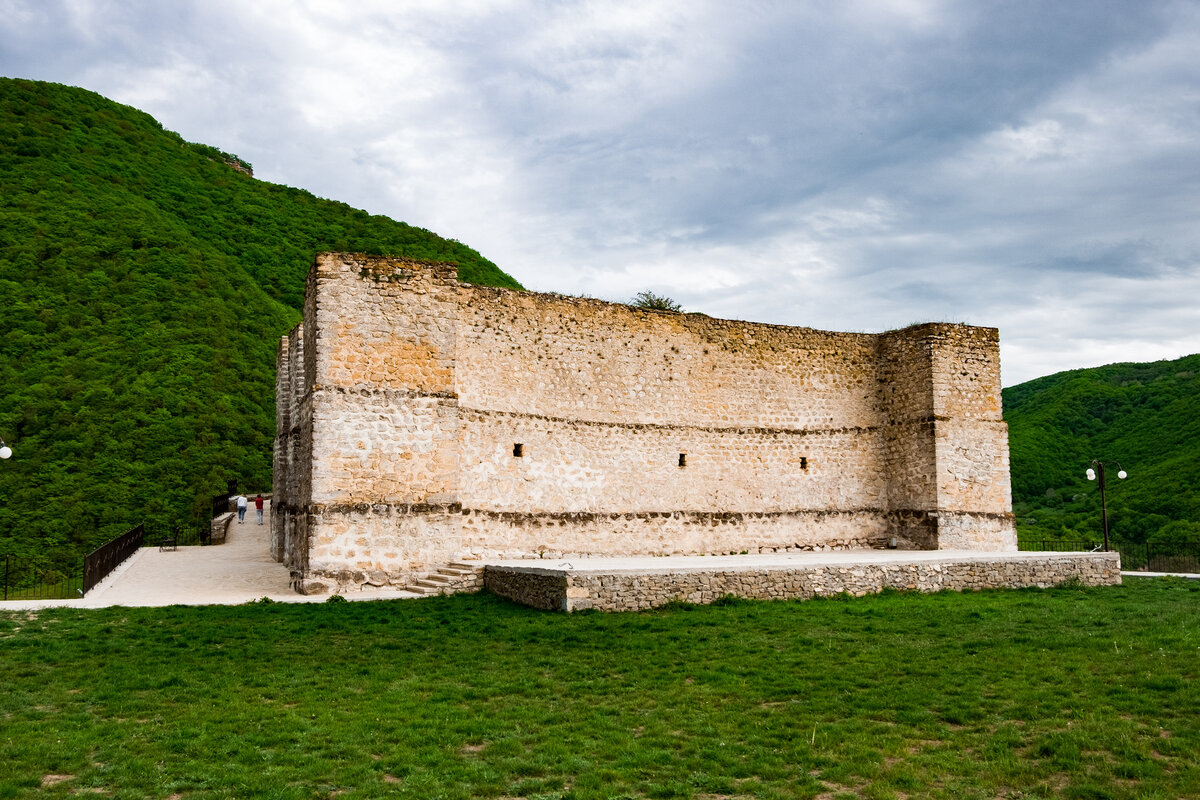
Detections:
[210, 512, 235, 545]
[483, 551, 1122, 612]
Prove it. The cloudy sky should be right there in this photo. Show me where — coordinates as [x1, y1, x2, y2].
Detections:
[3, 0, 1199, 385]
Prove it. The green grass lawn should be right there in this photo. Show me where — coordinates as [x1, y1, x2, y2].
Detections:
[1, 580, 1197, 800]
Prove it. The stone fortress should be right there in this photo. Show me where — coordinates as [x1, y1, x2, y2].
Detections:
[266, 252, 1084, 602]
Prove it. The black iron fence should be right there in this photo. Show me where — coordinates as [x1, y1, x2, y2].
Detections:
[141, 523, 213, 548]
[2, 492, 239, 601]
[83, 524, 145, 593]
[2, 523, 146, 601]
[212, 480, 237, 519]
[1020, 539, 1200, 574]
[2, 556, 84, 601]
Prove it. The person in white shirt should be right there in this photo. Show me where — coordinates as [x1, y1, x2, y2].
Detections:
[235, 494, 248, 523]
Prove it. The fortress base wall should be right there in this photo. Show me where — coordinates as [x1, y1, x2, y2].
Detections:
[483, 552, 1121, 613]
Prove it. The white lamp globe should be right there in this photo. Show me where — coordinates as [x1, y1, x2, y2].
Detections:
[0, 445, 11, 459]
[1117, 470, 1127, 479]
[1086, 468, 1096, 481]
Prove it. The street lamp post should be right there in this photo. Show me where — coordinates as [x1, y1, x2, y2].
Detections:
[1085, 460, 1127, 552]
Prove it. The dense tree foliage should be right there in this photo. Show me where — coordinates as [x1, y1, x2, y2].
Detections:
[0, 79, 521, 574]
[1003, 353, 1200, 545]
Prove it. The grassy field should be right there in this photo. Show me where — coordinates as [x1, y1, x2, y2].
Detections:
[1, 580, 1197, 800]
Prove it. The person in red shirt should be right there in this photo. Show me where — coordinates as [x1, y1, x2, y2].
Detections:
[254, 494, 265, 525]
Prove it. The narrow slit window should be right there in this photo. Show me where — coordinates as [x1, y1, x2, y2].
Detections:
[800, 457, 808, 470]
[678, 453, 687, 467]
[513, 443, 524, 458]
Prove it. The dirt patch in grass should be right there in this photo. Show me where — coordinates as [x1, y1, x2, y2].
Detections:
[41, 774, 73, 787]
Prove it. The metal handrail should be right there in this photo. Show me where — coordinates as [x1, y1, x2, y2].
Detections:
[82, 524, 145, 594]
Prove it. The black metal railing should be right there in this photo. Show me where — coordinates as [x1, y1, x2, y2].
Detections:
[2, 518, 224, 602]
[141, 523, 212, 548]
[2, 556, 84, 601]
[1021, 539, 1106, 553]
[83, 524, 145, 593]
[212, 480, 237, 519]
[1019, 539, 1200, 574]
[1119, 545, 1200, 575]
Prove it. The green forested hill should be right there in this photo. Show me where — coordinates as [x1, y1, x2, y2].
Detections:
[0, 78, 521, 572]
[1003, 353, 1200, 545]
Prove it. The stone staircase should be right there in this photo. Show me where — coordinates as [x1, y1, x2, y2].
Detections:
[404, 561, 485, 596]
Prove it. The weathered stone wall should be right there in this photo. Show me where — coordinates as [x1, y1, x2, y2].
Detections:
[272, 322, 310, 575]
[455, 288, 884, 429]
[274, 254, 1017, 592]
[483, 552, 1121, 612]
[459, 509, 893, 561]
[270, 334, 290, 561]
[210, 512, 235, 546]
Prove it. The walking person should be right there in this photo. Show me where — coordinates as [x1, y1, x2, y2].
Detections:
[236, 493, 248, 523]
[255, 494, 265, 525]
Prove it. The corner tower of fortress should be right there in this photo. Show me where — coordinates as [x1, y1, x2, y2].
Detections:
[272, 253, 1016, 593]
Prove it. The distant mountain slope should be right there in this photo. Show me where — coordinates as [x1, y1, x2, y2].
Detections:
[0, 78, 521, 570]
[1003, 353, 1200, 543]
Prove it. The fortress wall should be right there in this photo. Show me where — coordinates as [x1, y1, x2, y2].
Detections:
[449, 285, 900, 558]
[876, 327, 938, 519]
[273, 254, 1016, 592]
[304, 254, 460, 508]
[282, 324, 309, 572]
[286, 254, 464, 589]
[455, 288, 885, 430]
[456, 410, 887, 513]
[459, 510, 892, 561]
[270, 334, 290, 561]
[926, 324, 1015, 550]
[875, 324, 1015, 551]
[302, 504, 462, 590]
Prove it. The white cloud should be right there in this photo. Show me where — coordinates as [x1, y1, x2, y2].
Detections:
[1, 0, 1197, 387]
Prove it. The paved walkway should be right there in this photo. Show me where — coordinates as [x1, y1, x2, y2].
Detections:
[1, 502, 417, 611]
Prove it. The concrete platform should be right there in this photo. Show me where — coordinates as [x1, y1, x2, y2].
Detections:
[482, 549, 1123, 612]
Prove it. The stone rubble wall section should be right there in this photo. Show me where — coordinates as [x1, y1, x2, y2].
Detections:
[299, 504, 461, 593]
[270, 334, 290, 562]
[455, 286, 886, 430]
[210, 512, 235, 545]
[457, 408, 888, 514]
[274, 322, 309, 575]
[875, 329, 939, 520]
[459, 508, 897, 563]
[274, 255, 1018, 591]
[483, 553, 1122, 612]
